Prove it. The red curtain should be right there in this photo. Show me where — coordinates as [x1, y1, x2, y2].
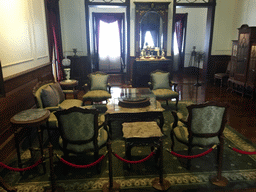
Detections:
[175, 14, 186, 54]
[45, 0, 64, 81]
[175, 14, 187, 69]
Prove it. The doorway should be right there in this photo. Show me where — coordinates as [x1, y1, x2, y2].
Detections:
[172, 0, 216, 80]
[92, 13, 125, 74]
[86, 1, 130, 80]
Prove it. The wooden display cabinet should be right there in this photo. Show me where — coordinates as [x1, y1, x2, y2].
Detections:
[228, 25, 256, 99]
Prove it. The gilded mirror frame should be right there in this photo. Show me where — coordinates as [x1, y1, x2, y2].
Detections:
[134, 2, 170, 58]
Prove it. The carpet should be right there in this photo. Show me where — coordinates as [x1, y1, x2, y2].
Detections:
[2, 101, 256, 192]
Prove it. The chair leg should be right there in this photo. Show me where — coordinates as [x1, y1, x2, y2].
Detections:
[175, 97, 179, 111]
[154, 146, 160, 168]
[94, 151, 101, 173]
[125, 143, 132, 170]
[170, 130, 175, 151]
[187, 146, 192, 170]
[63, 152, 69, 175]
[166, 100, 168, 106]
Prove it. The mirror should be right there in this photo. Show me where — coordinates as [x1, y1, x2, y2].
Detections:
[134, 2, 170, 58]
[140, 11, 163, 51]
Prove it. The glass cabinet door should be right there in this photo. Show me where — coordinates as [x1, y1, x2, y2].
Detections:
[230, 40, 238, 77]
[247, 43, 256, 86]
[235, 33, 250, 81]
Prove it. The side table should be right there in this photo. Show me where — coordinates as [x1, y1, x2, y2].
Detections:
[10, 108, 50, 174]
[59, 79, 79, 99]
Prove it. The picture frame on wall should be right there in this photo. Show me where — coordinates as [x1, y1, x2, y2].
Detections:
[0, 61, 5, 98]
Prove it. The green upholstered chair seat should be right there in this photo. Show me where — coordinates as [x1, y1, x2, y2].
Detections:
[59, 127, 108, 153]
[83, 90, 111, 102]
[48, 112, 58, 129]
[173, 123, 220, 146]
[152, 89, 179, 99]
[59, 99, 83, 109]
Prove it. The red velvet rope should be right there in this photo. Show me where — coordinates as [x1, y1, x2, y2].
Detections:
[112, 151, 155, 164]
[0, 159, 43, 172]
[59, 155, 106, 168]
[231, 147, 256, 155]
[168, 148, 214, 159]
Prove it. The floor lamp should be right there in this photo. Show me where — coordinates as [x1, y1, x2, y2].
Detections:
[194, 51, 204, 87]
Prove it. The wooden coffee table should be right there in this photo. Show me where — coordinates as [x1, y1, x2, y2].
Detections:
[105, 88, 164, 137]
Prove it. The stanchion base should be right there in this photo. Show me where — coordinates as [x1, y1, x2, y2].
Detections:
[210, 176, 229, 187]
[152, 177, 171, 191]
[45, 186, 65, 192]
[102, 181, 120, 192]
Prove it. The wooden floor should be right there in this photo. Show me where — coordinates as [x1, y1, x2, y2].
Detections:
[81, 73, 256, 144]
[171, 72, 256, 144]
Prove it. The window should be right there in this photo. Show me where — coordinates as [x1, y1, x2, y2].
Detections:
[144, 31, 155, 48]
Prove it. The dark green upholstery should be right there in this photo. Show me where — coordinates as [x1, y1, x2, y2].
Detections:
[54, 107, 108, 173]
[171, 101, 229, 169]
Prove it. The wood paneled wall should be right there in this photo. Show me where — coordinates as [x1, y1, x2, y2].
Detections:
[0, 63, 53, 164]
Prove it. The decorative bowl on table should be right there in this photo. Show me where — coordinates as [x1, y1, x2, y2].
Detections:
[118, 97, 150, 108]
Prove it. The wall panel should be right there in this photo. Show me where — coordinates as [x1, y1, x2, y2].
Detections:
[0, 0, 50, 79]
[0, 64, 53, 164]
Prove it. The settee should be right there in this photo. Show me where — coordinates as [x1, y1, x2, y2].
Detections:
[33, 81, 83, 128]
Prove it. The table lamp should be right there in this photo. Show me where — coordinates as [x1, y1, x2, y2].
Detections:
[62, 54, 71, 82]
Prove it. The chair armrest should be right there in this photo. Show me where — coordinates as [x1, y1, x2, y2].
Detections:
[148, 82, 153, 90]
[170, 81, 178, 91]
[171, 111, 179, 129]
[44, 106, 62, 112]
[107, 83, 111, 93]
[171, 111, 188, 129]
[82, 83, 89, 92]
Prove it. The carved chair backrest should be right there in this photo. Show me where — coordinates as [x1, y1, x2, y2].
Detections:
[54, 107, 100, 146]
[186, 101, 228, 142]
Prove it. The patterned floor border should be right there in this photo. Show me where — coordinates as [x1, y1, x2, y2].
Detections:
[4, 170, 256, 192]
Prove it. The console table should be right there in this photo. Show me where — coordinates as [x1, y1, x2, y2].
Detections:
[59, 79, 79, 99]
[10, 108, 50, 174]
[132, 59, 172, 87]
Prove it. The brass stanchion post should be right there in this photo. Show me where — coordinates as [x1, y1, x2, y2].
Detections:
[103, 141, 120, 192]
[45, 143, 65, 192]
[210, 136, 228, 186]
[152, 138, 171, 191]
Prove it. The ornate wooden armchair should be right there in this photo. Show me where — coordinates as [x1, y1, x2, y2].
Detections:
[214, 60, 231, 87]
[33, 80, 83, 129]
[171, 101, 229, 170]
[54, 106, 108, 173]
[148, 70, 179, 110]
[82, 71, 111, 105]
